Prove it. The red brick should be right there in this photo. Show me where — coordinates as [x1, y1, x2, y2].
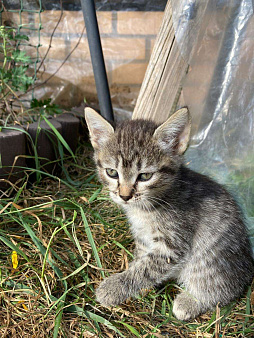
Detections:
[71, 37, 146, 61]
[112, 62, 148, 84]
[117, 12, 163, 35]
[34, 11, 111, 35]
[27, 36, 67, 60]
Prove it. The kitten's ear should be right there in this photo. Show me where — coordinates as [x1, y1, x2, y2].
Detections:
[85, 107, 114, 149]
[153, 108, 191, 155]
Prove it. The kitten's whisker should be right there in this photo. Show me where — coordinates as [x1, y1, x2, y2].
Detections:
[143, 198, 171, 224]
[145, 197, 175, 223]
[149, 196, 178, 216]
[145, 195, 176, 213]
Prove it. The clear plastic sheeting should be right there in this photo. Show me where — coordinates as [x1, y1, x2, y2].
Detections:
[171, 0, 209, 64]
[172, 0, 254, 244]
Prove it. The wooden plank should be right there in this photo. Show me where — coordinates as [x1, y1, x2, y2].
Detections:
[132, 1, 188, 124]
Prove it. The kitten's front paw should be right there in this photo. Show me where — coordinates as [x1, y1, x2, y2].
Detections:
[96, 273, 128, 307]
[173, 292, 202, 321]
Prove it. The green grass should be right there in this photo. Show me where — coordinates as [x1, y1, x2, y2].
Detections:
[0, 141, 253, 337]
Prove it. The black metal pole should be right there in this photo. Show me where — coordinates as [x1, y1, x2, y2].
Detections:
[80, 0, 114, 122]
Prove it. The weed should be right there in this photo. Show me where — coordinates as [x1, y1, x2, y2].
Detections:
[0, 26, 34, 123]
[31, 98, 63, 120]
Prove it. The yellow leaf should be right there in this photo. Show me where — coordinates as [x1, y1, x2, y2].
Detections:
[11, 250, 18, 269]
[22, 303, 28, 311]
[18, 300, 29, 311]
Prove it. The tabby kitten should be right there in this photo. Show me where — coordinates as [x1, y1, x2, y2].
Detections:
[85, 107, 254, 321]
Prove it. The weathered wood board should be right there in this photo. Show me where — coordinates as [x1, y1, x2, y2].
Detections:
[132, 1, 188, 124]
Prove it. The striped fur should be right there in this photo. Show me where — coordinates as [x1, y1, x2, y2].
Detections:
[85, 108, 254, 320]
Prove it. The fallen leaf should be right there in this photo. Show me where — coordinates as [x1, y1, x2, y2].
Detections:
[11, 251, 18, 269]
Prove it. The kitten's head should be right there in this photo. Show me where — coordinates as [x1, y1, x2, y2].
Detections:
[85, 107, 191, 209]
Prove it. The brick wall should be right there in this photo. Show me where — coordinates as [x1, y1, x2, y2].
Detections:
[2, 10, 163, 110]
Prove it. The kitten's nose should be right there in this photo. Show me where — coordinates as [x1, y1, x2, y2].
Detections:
[119, 194, 132, 202]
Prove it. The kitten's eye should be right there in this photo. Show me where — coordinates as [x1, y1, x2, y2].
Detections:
[106, 168, 119, 179]
[138, 173, 153, 181]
